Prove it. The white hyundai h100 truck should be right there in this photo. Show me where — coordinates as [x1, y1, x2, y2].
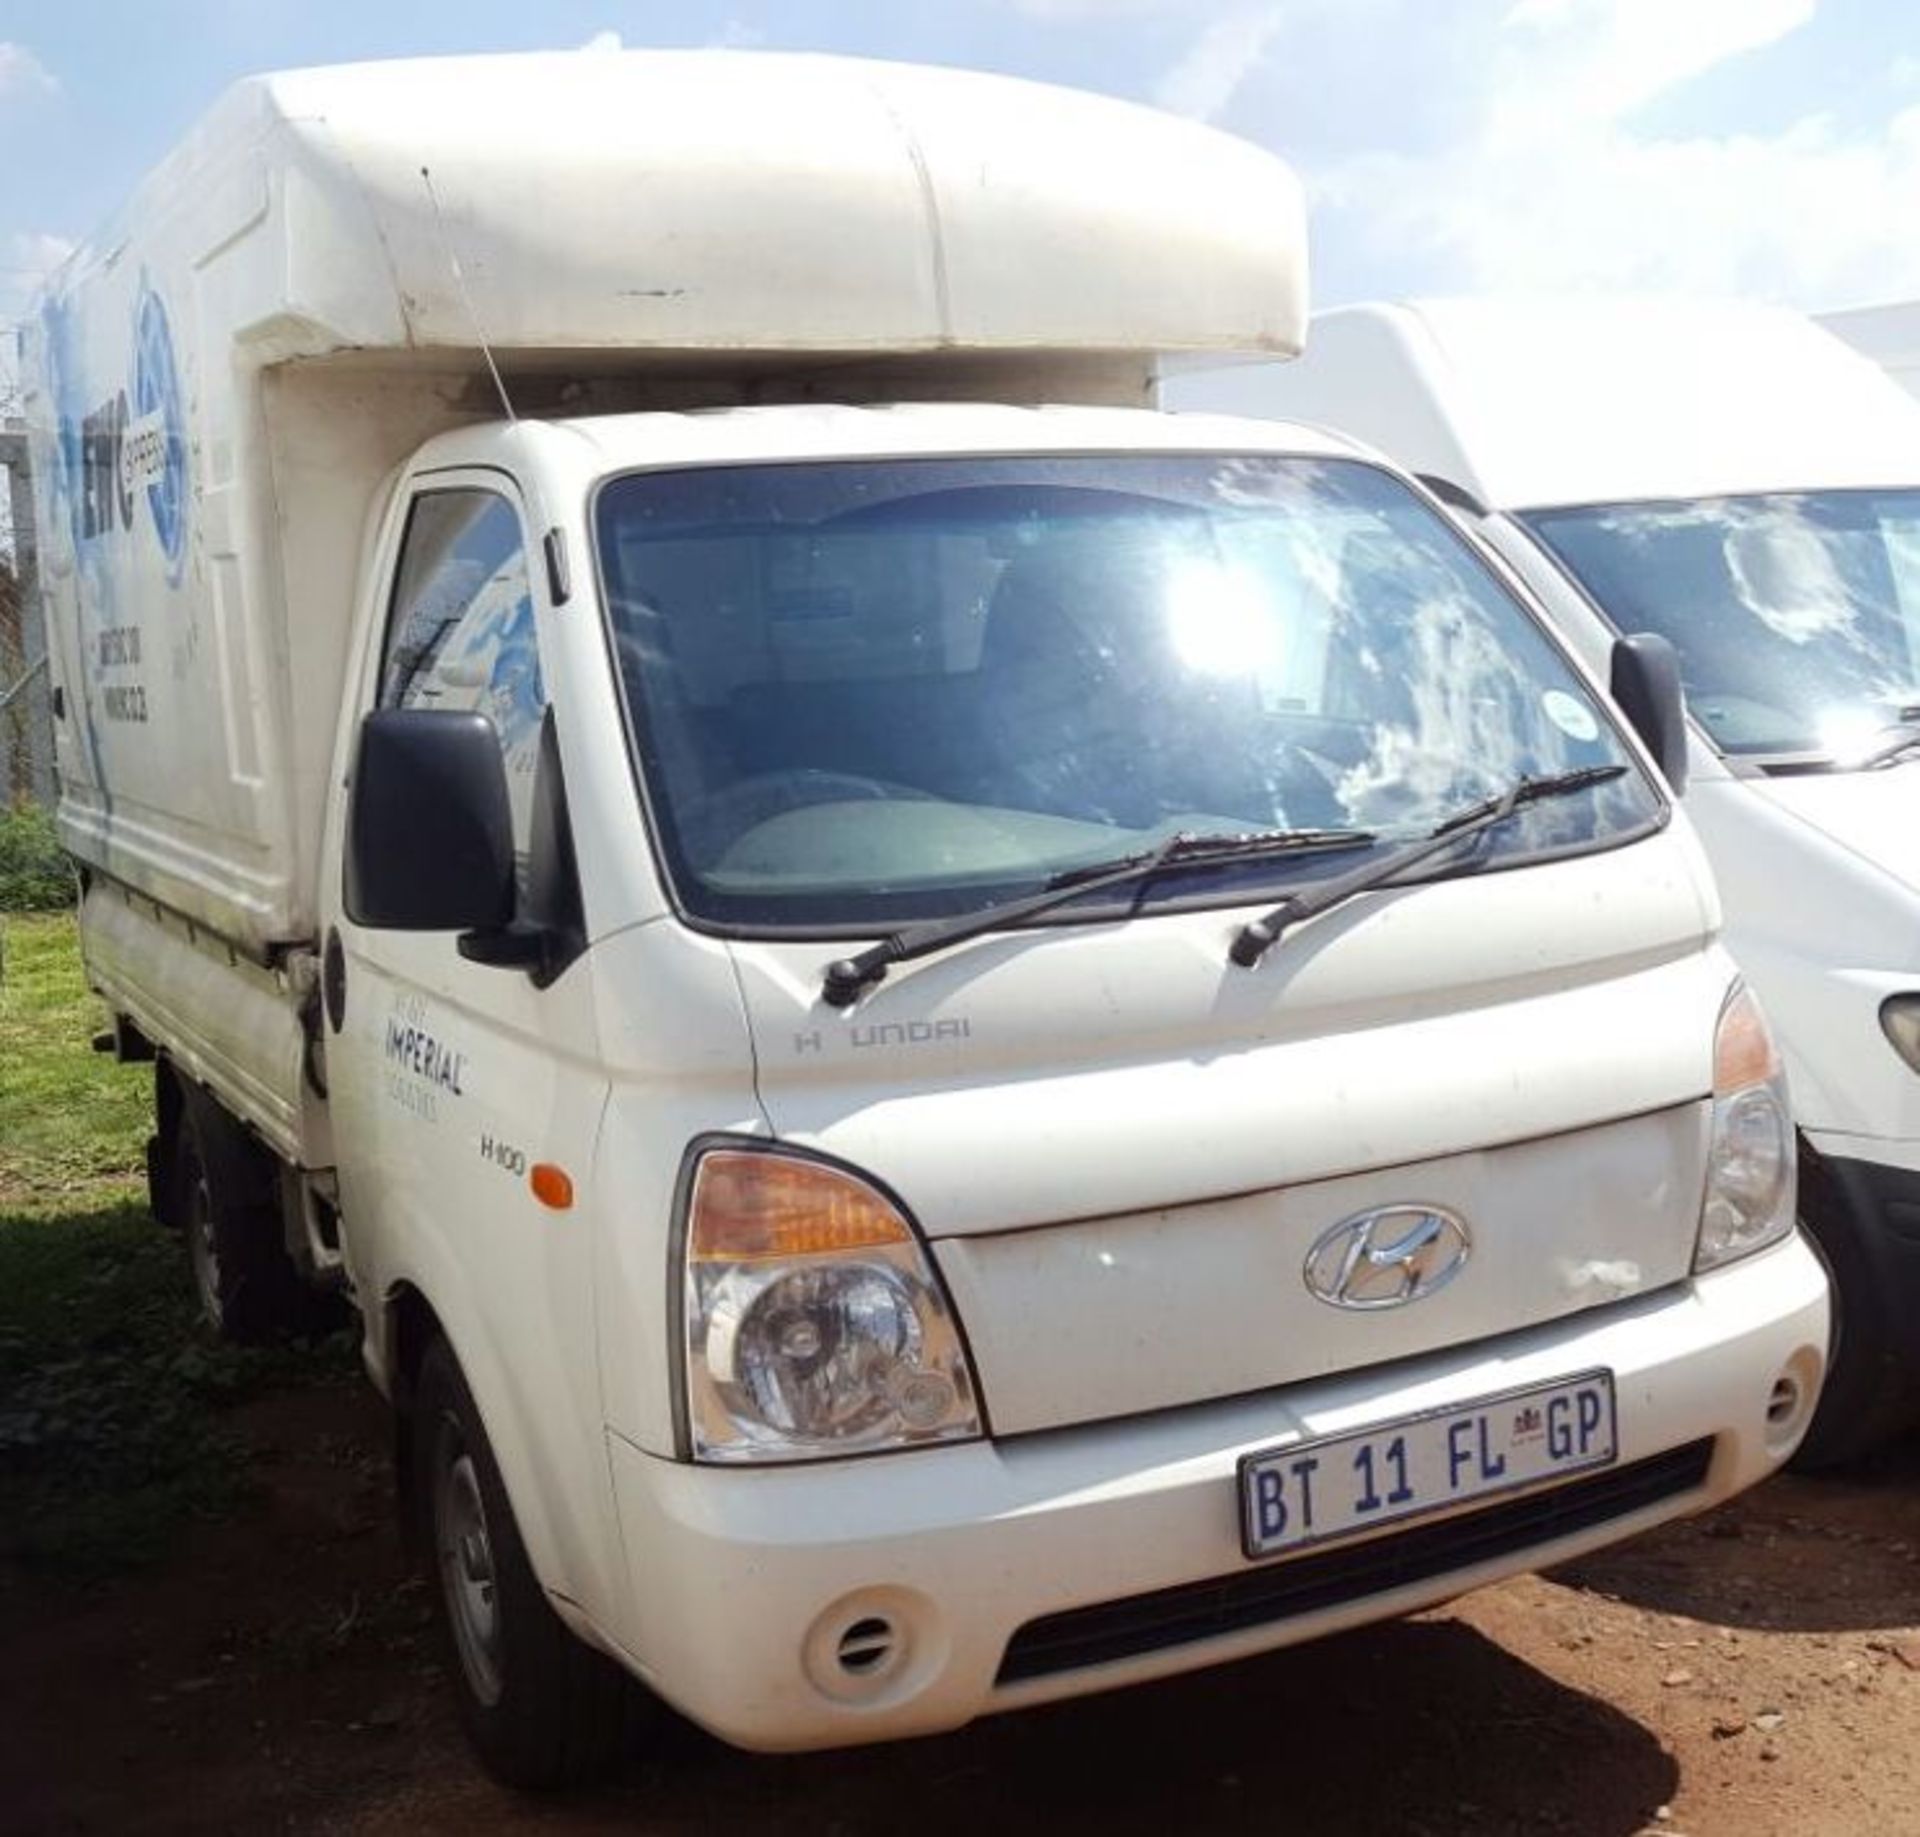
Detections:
[25, 54, 1826, 1785]
[1171, 297, 1920, 1465]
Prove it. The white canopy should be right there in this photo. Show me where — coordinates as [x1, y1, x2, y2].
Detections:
[89, 49, 1307, 370]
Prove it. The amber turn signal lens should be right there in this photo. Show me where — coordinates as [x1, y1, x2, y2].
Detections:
[1714, 984, 1780, 1095]
[530, 1163, 574, 1210]
[688, 1150, 911, 1262]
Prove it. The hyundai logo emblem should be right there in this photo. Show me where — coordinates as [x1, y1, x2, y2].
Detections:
[1304, 1206, 1472, 1310]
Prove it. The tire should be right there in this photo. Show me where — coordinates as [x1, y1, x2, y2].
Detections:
[175, 1084, 331, 1344]
[1790, 1150, 1920, 1470]
[413, 1337, 633, 1788]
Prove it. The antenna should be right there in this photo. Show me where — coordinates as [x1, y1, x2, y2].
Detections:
[419, 164, 517, 424]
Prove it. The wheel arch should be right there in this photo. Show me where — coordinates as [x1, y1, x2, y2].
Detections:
[385, 1279, 448, 1558]
[375, 1268, 602, 1618]
[1790, 1127, 1920, 1465]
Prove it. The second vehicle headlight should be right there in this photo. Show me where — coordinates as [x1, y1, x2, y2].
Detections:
[1881, 994, 1920, 1072]
[681, 1144, 983, 1463]
[1694, 982, 1796, 1273]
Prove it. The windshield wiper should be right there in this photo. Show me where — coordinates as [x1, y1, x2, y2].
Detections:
[1229, 764, 1628, 969]
[1861, 728, 1920, 771]
[821, 826, 1377, 1007]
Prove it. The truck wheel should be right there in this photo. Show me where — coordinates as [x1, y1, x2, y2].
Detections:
[414, 1338, 632, 1788]
[175, 1086, 328, 1344]
[1790, 1154, 1919, 1470]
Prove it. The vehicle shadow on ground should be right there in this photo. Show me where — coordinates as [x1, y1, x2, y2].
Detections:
[1550, 1435, 1920, 1635]
[450, 1617, 1679, 1837]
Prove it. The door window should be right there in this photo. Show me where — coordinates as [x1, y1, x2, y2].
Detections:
[380, 488, 546, 855]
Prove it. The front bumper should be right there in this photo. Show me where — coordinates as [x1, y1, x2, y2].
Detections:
[605, 1234, 1827, 1751]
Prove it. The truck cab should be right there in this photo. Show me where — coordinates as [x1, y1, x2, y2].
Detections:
[25, 55, 1829, 1784]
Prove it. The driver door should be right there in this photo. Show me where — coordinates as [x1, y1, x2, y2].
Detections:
[319, 468, 604, 1505]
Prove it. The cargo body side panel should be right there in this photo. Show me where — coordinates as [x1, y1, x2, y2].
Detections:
[19, 107, 483, 954]
[76, 877, 317, 1163]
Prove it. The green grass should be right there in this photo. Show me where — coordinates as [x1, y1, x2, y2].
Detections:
[0, 912, 352, 1577]
[0, 912, 150, 1209]
[0, 803, 76, 911]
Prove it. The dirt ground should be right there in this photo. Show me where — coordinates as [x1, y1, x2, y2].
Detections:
[3, 1379, 1916, 1837]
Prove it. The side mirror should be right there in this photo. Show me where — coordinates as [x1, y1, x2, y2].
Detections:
[345, 710, 516, 931]
[1610, 632, 1690, 797]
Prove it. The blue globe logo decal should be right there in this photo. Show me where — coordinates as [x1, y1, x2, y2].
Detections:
[133, 282, 188, 584]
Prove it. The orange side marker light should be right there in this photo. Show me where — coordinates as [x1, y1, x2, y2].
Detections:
[531, 1163, 575, 1211]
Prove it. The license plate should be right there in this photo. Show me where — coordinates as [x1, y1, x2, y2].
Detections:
[1237, 1370, 1618, 1561]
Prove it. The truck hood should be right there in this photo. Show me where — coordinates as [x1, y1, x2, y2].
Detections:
[1753, 765, 1920, 895]
[721, 830, 1727, 1434]
[729, 828, 1719, 1232]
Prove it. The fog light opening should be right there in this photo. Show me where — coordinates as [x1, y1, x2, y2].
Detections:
[803, 1588, 943, 1707]
[835, 1615, 899, 1679]
[1766, 1375, 1800, 1429]
[1762, 1352, 1822, 1456]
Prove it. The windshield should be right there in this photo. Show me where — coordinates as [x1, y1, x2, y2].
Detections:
[1527, 490, 1920, 763]
[595, 454, 1658, 930]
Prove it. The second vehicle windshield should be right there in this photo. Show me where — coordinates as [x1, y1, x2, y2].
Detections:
[595, 452, 1657, 931]
[1528, 488, 1920, 764]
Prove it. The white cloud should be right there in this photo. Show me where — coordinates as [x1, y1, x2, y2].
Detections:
[1309, 0, 1920, 310]
[1003, 0, 1184, 16]
[0, 42, 57, 98]
[1155, 5, 1290, 122]
[577, 20, 762, 55]
[1496, 0, 1813, 130]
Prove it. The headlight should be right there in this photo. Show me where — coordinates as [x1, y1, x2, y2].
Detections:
[680, 1145, 983, 1463]
[1881, 994, 1920, 1072]
[1694, 983, 1796, 1273]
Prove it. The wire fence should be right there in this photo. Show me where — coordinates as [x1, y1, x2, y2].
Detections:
[2, 424, 56, 809]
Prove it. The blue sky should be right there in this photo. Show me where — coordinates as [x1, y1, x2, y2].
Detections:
[3, 0, 1920, 352]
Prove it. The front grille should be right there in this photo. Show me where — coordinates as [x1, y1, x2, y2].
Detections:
[997, 1437, 1714, 1685]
